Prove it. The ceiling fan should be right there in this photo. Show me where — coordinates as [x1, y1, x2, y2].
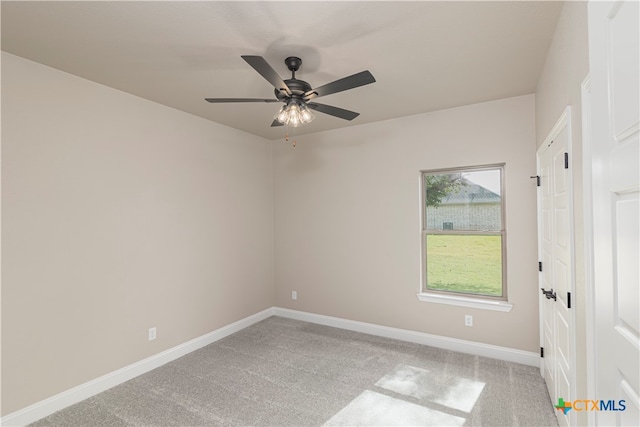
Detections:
[205, 56, 376, 128]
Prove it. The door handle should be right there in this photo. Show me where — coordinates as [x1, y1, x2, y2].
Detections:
[541, 288, 557, 301]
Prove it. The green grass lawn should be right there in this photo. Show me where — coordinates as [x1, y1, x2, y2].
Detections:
[426, 234, 503, 297]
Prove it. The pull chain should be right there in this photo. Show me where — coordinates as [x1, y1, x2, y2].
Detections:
[284, 126, 297, 147]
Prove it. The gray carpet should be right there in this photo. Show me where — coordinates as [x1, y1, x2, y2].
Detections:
[31, 316, 558, 426]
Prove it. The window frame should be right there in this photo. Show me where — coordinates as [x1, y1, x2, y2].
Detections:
[419, 163, 508, 304]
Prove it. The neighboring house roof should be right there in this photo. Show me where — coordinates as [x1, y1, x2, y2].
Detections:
[440, 178, 500, 205]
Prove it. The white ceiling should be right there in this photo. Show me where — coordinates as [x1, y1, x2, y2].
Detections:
[1, 1, 563, 141]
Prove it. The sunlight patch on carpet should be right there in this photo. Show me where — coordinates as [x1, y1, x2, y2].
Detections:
[323, 390, 465, 426]
[375, 364, 485, 413]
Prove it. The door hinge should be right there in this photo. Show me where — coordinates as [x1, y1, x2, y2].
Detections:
[540, 347, 544, 358]
[564, 152, 569, 169]
[567, 292, 572, 309]
[530, 175, 541, 186]
[538, 261, 543, 272]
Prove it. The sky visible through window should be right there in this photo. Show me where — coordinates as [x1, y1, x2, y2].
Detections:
[462, 170, 501, 195]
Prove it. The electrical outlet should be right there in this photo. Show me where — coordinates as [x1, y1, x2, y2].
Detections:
[291, 291, 297, 301]
[465, 315, 473, 327]
[148, 327, 157, 341]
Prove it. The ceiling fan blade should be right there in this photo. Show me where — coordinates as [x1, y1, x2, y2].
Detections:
[205, 98, 280, 103]
[304, 70, 375, 101]
[241, 55, 292, 96]
[307, 102, 360, 121]
[271, 120, 284, 127]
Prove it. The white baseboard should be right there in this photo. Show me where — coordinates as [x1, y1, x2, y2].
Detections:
[273, 307, 540, 368]
[2, 306, 539, 426]
[1, 307, 275, 427]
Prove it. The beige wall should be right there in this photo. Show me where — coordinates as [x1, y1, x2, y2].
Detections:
[273, 94, 539, 352]
[1, 53, 274, 415]
[2, 5, 591, 413]
[536, 2, 589, 149]
[535, 2, 589, 424]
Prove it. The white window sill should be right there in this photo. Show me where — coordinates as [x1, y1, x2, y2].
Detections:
[416, 293, 513, 312]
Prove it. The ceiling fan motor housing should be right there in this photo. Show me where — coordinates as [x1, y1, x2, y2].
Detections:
[275, 56, 312, 101]
[275, 79, 312, 100]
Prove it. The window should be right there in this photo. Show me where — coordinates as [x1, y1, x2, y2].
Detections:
[421, 164, 506, 301]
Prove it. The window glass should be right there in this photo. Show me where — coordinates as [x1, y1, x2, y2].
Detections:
[422, 166, 505, 299]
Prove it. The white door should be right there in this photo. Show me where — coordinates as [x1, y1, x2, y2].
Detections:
[588, 1, 640, 426]
[537, 108, 576, 427]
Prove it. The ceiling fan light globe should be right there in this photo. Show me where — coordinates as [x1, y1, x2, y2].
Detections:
[300, 104, 315, 123]
[288, 103, 301, 114]
[289, 114, 302, 127]
[275, 106, 288, 124]
[274, 100, 315, 127]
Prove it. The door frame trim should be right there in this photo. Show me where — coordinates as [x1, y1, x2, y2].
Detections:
[581, 74, 597, 427]
[536, 106, 577, 425]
